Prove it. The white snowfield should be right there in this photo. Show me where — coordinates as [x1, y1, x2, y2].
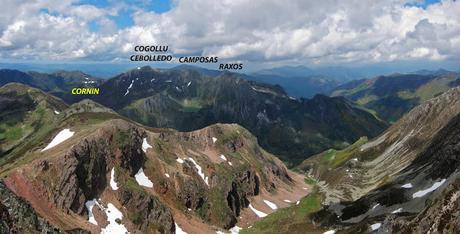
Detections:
[188, 157, 209, 186]
[372, 203, 380, 210]
[323, 230, 336, 234]
[175, 222, 187, 234]
[176, 158, 185, 164]
[135, 168, 153, 188]
[392, 208, 403, 214]
[412, 179, 446, 198]
[142, 138, 152, 153]
[229, 226, 242, 234]
[220, 155, 227, 161]
[124, 80, 134, 96]
[54, 110, 60, 115]
[401, 183, 413, 188]
[371, 223, 381, 230]
[263, 200, 278, 210]
[101, 203, 129, 234]
[212, 137, 217, 143]
[110, 168, 119, 190]
[249, 204, 267, 217]
[85, 199, 99, 225]
[41, 129, 74, 151]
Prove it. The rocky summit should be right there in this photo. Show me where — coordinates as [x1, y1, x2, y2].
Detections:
[0, 83, 310, 233]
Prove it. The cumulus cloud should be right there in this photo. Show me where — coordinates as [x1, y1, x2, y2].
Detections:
[0, 0, 459, 65]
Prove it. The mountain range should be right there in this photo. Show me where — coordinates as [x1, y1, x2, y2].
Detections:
[85, 66, 387, 166]
[331, 71, 460, 122]
[1, 65, 460, 233]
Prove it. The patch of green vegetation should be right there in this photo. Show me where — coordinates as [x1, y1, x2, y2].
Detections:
[331, 81, 370, 97]
[415, 78, 452, 100]
[323, 149, 336, 161]
[125, 177, 147, 195]
[397, 90, 416, 99]
[329, 137, 367, 168]
[241, 189, 322, 234]
[0, 123, 23, 141]
[304, 176, 317, 185]
[113, 128, 129, 145]
[128, 210, 142, 225]
[356, 95, 378, 105]
[178, 98, 203, 112]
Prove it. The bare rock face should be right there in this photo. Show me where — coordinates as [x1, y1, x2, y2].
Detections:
[225, 170, 260, 227]
[42, 123, 175, 233]
[118, 187, 175, 234]
[51, 125, 146, 215]
[0, 181, 67, 234]
[177, 172, 206, 211]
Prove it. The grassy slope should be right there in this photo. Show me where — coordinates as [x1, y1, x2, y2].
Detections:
[241, 188, 322, 234]
[331, 74, 460, 122]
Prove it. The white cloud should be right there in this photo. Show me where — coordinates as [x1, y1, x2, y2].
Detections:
[0, 0, 459, 65]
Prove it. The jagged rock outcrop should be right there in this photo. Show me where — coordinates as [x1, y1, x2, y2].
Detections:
[0, 181, 66, 234]
[226, 170, 260, 219]
[36, 122, 175, 233]
[51, 125, 145, 214]
[118, 187, 175, 234]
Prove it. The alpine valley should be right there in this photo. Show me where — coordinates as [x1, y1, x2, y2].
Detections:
[0, 65, 459, 234]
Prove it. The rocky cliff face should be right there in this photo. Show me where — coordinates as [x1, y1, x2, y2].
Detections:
[0, 181, 66, 234]
[1, 106, 306, 233]
[32, 121, 176, 233]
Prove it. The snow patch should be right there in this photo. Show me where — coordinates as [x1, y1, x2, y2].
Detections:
[101, 203, 129, 234]
[401, 183, 413, 188]
[263, 200, 278, 210]
[124, 79, 134, 96]
[229, 226, 242, 234]
[392, 208, 402, 214]
[371, 223, 381, 230]
[212, 137, 217, 143]
[249, 204, 267, 217]
[296, 201, 300, 205]
[283, 199, 292, 203]
[228, 161, 233, 166]
[371, 203, 380, 210]
[175, 223, 187, 234]
[187, 81, 192, 87]
[142, 138, 152, 153]
[176, 158, 184, 164]
[135, 168, 153, 188]
[85, 199, 99, 225]
[54, 110, 60, 115]
[220, 155, 227, 161]
[165, 173, 170, 178]
[323, 230, 336, 234]
[187, 158, 209, 186]
[41, 129, 74, 151]
[412, 179, 446, 198]
[110, 168, 119, 190]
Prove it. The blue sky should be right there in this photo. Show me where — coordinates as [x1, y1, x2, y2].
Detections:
[82, 0, 173, 29]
